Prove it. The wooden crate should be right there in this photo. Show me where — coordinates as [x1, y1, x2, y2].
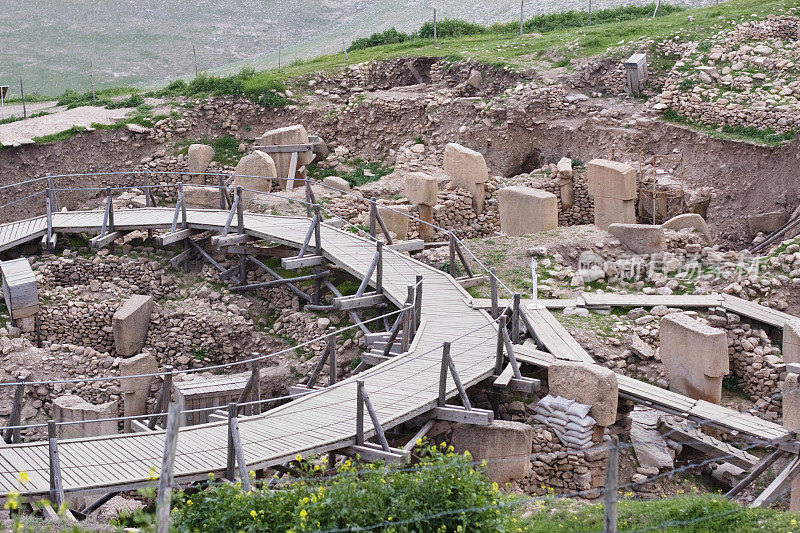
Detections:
[172, 372, 250, 426]
[624, 53, 648, 95]
[0, 258, 39, 320]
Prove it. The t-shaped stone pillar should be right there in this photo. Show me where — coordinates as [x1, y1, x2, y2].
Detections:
[443, 143, 489, 214]
[659, 313, 729, 403]
[783, 372, 800, 512]
[404, 172, 438, 242]
[587, 159, 637, 230]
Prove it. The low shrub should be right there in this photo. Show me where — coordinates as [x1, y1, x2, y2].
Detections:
[170, 443, 518, 532]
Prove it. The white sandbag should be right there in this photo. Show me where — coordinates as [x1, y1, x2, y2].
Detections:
[532, 414, 549, 425]
[566, 402, 591, 418]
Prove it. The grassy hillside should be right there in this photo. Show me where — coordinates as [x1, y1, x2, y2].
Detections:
[1, 0, 679, 98]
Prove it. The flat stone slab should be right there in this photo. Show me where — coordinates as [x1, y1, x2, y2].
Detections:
[608, 223, 665, 254]
[498, 186, 558, 235]
[113, 295, 154, 357]
[548, 362, 618, 426]
[53, 394, 118, 439]
[660, 313, 728, 403]
[452, 420, 532, 482]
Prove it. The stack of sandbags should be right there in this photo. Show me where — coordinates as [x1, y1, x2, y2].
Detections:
[533, 395, 596, 450]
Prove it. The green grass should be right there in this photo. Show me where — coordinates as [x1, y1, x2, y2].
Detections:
[148, 67, 289, 108]
[662, 108, 797, 146]
[175, 134, 244, 167]
[55, 86, 141, 109]
[307, 159, 394, 188]
[32, 126, 87, 144]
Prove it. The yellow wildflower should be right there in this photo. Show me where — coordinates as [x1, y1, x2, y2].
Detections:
[16, 472, 29, 484]
[250, 510, 257, 518]
[295, 454, 303, 462]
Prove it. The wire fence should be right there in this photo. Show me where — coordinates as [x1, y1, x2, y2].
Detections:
[0, 169, 793, 529]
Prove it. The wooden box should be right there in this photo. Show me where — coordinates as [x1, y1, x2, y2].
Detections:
[0, 258, 39, 319]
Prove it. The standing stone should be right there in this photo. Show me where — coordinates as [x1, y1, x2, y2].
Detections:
[120, 352, 157, 432]
[322, 175, 350, 192]
[662, 213, 713, 244]
[443, 143, 489, 214]
[497, 187, 558, 235]
[784, 320, 800, 365]
[113, 295, 154, 357]
[556, 157, 574, 209]
[233, 151, 277, 204]
[260, 125, 314, 190]
[659, 313, 729, 403]
[378, 205, 410, 241]
[187, 144, 215, 184]
[548, 362, 618, 427]
[608, 223, 665, 254]
[404, 172, 438, 242]
[183, 185, 220, 209]
[53, 395, 118, 439]
[587, 159, 637, 230]
[451, 421, 533, 482]
[783, 373, 800, 511]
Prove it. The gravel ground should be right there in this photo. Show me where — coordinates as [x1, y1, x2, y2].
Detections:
[0, 105, 133, 146]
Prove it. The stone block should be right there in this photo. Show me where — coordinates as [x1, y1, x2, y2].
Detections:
[659, 313, 729, 403]
[233, 151, 277, 204]
[548, 362, 618, 426]
[608, 223, 665, 254]
[323, 175, 350, 192]
[260, 125, 313, 189]
[120, 352, 157, 431]
[183, 185, 221, 209]
[113, 295, 154, 357]
[783, 373, 800, 512]
[451, 421, 532, 482]
[378, 205, 409, 241]
[784, 319, 800, 365]
[443, 143, 489, 214]
[187, 144, 215, 184]
[593, 196, 636, 231]
[587, 159, 637, 200]
[497, 187, 558, 235]
[662, 213, 713, 244]
[404, 172, 438, 206]
[53, 395, 118, 439]
[556, 157, 573, 179]
[746, 211, 788, 236]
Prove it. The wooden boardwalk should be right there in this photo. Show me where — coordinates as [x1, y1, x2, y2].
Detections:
[0, 209, 499, 497]
[0, 207, 792, 498]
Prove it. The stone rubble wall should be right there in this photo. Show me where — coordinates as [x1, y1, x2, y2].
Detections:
[656, 16, 800, 133]
[499, 166, 594, 226]
[523, 425, 607, 495]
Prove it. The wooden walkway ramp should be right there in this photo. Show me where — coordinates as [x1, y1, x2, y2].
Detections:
[0, 207, 792, 499]
[0, 209, 498, 497]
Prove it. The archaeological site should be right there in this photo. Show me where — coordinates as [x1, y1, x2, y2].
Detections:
[1, 1, 800, 530]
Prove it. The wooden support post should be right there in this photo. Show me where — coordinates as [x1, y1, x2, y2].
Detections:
[305, 180, 313, 218]
[449, 233, 456, 278]
[382, 308, 406, 358]
[179, 183, 188, 229]
[313, 205, 322, 254]
[512, 293, 521, 344]
[726, 449, 786, 498]
[237, 186, 246, 286]
[44, 189, 55, 252]
[144, 172, 154, 208]
[155, 403, 180, 533]
[374, 206, 394, 245]
[376, 241, 383, 295]
[438, 342, 450, 407]
[48, 420, 65, 510]
[414, 275, 423, 332]
[495, 315, 507, 375]
[5, 377, 25, 444]
[149, 365, 174, 430]
[327, 329, 337, 386]
[226, 403, 251, 491]
[369, 197, 377, 238]
[490, 268, 499, 320]
[47, 175, 58, 211]
[249, 359, 261, 415]
[218, 174, 228, 210]
[356, 380, 365, 446]
[604, 436, 619, 533]
[357, 380, 390, 451]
